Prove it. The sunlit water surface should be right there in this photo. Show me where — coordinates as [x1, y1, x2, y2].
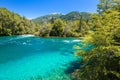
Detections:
[0, 35, 91, 80]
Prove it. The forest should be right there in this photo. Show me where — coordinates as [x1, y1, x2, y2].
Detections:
[0, 8, 92, 37]
[0, 0, 120, 80]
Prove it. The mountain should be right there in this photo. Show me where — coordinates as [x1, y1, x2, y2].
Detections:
[0, 8, 40, 36]
[32, 11, 93, 24]
[60, 11, 92, 21]
[32, 13, 62, 24]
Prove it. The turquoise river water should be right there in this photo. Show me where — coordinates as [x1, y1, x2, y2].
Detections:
[0, 35, 91, 80]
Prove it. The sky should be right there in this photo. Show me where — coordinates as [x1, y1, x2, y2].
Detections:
[0, 0, 99, 19]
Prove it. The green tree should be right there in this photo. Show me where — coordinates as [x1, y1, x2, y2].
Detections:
[97, 0, 113, 14]
[39, 23, 52, 37]
[50, 18, 66, 37]
[73, 10, 120, 80]
[97, 0, 120, 14]
[0, 8, 40, 36]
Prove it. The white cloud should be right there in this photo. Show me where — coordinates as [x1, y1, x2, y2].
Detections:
[51, 12, 61, 15]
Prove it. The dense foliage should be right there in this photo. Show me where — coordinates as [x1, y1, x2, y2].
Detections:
[0, 8, 40, 36]
[50, 19, 65, 37]
[73, 0, 120, 80]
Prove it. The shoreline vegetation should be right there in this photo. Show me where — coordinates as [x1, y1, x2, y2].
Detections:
[0, 0, 120, 80]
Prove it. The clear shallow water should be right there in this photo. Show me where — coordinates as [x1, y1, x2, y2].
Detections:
[0, 35, 89, 80]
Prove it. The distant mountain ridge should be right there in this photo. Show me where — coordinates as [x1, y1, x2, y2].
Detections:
[60, 11, 92, 21]
[32, 13, 62, 24]
[32, 11, 93, 24]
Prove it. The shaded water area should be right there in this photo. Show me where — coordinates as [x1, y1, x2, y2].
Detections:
[0, 35, 91, 80]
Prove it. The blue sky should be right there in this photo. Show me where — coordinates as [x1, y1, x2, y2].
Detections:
[0, 0, 99, 19]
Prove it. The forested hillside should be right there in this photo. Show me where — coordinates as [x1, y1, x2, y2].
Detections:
[60, 11, 92, 21]
[32, 13, 62, 24]
[32, 11, 92, 24]
[32, 11, 93, 37]
[0, 8, 40, 36]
